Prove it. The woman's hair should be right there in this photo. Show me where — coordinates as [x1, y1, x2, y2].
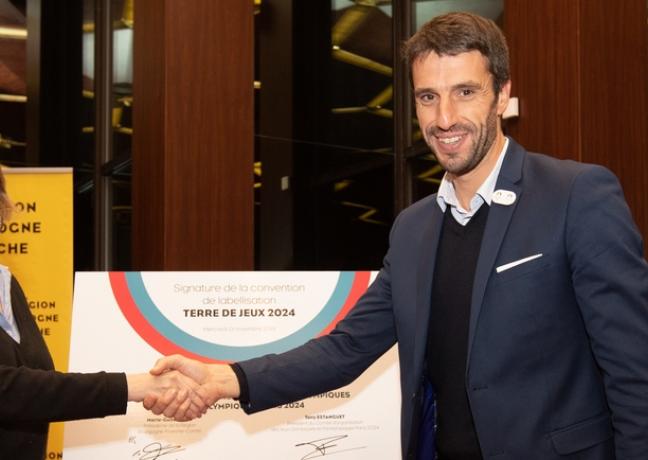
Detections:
[0, 168, 13, 222]
[403, 11, 510, 93]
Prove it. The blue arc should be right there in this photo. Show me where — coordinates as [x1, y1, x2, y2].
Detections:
[125, 272, 354, 361]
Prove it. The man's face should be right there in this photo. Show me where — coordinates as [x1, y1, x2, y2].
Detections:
[412, 50, 510, 178]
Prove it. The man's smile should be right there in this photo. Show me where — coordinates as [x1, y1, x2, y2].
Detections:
[438, 135, 463, 144]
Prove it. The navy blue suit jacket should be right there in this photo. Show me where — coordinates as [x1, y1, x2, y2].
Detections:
[238, 138, 648, 459]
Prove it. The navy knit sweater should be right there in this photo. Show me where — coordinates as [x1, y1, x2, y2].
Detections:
[427, 205, 489, 459]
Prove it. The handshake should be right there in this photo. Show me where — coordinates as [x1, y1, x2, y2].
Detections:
[126, 355, 241, 422]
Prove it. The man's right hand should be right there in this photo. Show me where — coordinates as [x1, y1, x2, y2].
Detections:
[143, 354, 241, 416]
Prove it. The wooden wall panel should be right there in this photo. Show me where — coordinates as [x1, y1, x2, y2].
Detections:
[504, 0, 581, 160]
[504, 0, 648, 239]
[133, 0, 254, 270]
[132, 0, 165, 268]
[579, 0, 648, 238]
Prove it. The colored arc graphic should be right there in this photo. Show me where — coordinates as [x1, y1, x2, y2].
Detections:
[109, 272, 371, 363]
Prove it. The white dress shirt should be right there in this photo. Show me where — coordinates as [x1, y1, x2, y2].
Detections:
[436, 137, 509, 225]
[0, 264, 20, 342]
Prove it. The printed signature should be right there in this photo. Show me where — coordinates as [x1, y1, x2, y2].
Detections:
[295, 435, 366, 459]
[132, 442, 185, 460]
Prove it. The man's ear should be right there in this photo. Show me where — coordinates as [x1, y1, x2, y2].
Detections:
[496, 80, 512, 116]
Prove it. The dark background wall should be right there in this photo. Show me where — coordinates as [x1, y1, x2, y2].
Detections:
[132, 0, 254, 270]
[504, 0, 648, 239]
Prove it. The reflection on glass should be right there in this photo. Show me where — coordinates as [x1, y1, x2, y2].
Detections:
[0, 1, 27, 165]
[256, 0, 394, 270]
[414, 0, 503, 30]
[110, 0, 133, 269]
[409, 0, 504, 203]
[79, 0, 133, 269]
[76, 0, 98, 270]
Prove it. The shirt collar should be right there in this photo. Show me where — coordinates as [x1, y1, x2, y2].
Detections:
[0, 263, 19, 343]
[436, 137, 509, 213]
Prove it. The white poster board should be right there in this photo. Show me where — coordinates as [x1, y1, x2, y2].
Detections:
[64, 271, 400, 459]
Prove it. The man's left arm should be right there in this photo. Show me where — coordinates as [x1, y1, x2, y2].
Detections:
[566, 164, 648, 458]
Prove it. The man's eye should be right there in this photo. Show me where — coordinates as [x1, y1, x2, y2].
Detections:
[418, 94, 435, 104]
[459, 89, 474, 97]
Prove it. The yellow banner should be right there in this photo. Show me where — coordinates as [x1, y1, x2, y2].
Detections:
[1, 167, 73, 460]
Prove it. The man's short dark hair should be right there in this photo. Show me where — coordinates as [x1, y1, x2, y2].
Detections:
[403, 12, 510, 93]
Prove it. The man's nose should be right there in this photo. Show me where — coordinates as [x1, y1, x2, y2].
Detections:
[436, 98, 457, 130]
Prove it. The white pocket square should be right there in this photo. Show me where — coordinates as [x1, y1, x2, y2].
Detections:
[496, 253, 543, 273]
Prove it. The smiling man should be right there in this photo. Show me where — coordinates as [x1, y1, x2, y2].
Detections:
[147, 12, 648, 460]
[414, 50, 508, 204]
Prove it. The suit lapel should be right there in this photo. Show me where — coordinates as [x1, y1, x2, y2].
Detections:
[466, 139, 526, 370]
[414, 201, 444, 381]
